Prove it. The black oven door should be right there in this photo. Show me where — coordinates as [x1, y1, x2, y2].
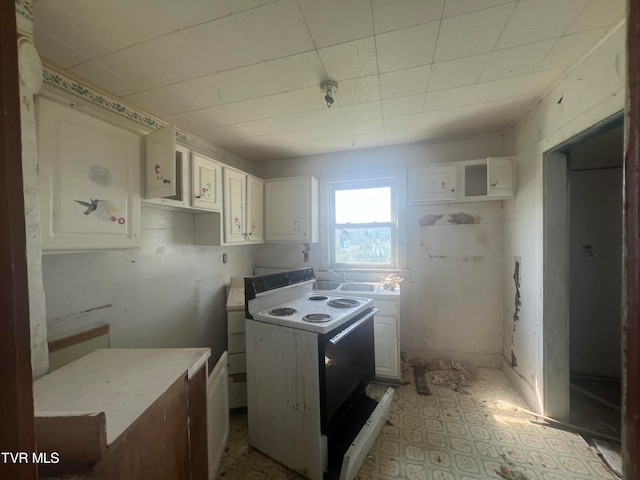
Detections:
[318, 307, 377, 435]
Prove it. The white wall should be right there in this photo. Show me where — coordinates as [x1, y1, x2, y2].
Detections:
[43, 206, 256, 362]
[257, 135, 508, 367]
[502, 23, 625, 411]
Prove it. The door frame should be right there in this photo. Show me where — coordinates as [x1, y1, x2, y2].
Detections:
[0, 1, 37, 479]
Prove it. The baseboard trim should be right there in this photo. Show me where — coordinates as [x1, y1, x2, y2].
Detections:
[401, 347, 502, 368]
[501, 357, 542, 413]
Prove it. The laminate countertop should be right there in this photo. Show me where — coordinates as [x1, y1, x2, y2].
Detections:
[33, 348, 210, 445]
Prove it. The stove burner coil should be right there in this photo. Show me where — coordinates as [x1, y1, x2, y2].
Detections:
[303, 313, 332, 323]
[327, 298, 361, 309]
[269, 307, 297, 316]
[308, 295, 329, 301]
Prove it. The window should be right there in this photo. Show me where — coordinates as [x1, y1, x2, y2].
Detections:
[329, 180, 397, 269]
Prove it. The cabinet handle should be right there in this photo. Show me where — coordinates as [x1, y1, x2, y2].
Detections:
[195, 195, 201, 199]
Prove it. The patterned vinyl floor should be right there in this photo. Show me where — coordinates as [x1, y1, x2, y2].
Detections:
[217, 365, 617, 480]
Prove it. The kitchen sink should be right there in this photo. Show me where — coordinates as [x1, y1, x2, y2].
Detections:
[313, 280, 342, 291]
[339, 282, 376, 292]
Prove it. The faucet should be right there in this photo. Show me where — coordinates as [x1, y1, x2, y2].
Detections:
[325, 269, 346, 282]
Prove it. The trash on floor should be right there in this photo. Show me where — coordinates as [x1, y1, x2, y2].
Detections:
[403, 357, 480, 394]
[413, 365, 431, 395]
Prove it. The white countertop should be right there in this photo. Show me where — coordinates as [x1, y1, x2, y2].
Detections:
[33, 348, 210, 445]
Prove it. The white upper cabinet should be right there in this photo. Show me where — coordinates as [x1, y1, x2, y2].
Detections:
[192, 152, 222, 211]
[411, 156, 515, 204]
[487, 156, 515, 197]
[410, 165, 457, 203]
[144, 125, 177, 199]
[38, 98, 141, 251]
[264, 176, 319, 243]
[246, 175, 264, 243]
[223, 168, 263, 244]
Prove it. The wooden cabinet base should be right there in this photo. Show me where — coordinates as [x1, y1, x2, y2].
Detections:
[38, 369, 207, 480]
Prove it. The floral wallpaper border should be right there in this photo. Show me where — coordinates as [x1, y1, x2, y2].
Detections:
[42, 67, 188, 143]
[15, 0, 32, 21]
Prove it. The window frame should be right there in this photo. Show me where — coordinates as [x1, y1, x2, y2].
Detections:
[328, 178, 398, 270]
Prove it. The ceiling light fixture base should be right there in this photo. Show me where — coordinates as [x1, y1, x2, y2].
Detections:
[320, 80, 338, 108]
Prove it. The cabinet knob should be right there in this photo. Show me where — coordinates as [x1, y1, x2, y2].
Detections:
[195, 195, 201, 199]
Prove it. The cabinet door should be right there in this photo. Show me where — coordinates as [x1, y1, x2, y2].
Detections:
[487, 156, 515, 197]
[374, 316, 399, 379]
[264, 178, 311, 242]
[246, 175, 264, 243]
[192, 153, 222, 211]
[223, 168, 246, 244]
[38, 98, 140, 251]
[144, 126, 177, 199]
[410, 165, 457, 202]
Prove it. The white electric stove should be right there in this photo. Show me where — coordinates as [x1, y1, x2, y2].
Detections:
[244, 267, 393, 480]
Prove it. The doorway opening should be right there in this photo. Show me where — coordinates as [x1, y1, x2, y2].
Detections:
[543, 113, 623, 468]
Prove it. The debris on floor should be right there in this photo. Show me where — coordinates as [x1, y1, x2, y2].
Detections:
[413, 365, 431, 395]
[496, 464, 531, 480]
[402, 357, 480, 394]
[592, 439, 623, 478]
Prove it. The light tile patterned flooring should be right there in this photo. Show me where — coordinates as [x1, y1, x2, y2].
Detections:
[217, 366, 617, 480]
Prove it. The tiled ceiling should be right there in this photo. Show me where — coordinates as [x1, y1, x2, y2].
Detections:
[33, 0, 625, 161]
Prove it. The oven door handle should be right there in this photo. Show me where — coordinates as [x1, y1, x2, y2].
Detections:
[328, 308, 378, 345]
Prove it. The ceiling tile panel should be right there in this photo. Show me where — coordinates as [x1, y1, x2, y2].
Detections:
[196, 124, 253, 142]
[496, 0, 589, 49]
[141, 83, 214, 116]
[220, 52, 325, 99]
[179, 16, 264, 74]
[376, 22, 440, 73]
[69, 61, 138, 97]
[565, 0, 625, 34]
[181, 107, 235, 129]
[318, 38, 378, 81]
[223, 0, 277, 14]
[423, 87, 470, 111]
[236, 119, 282, 136]
[384, 113, 423, 130]
[334, 76, 381, 106]
[287, 124, 352, 143]
[215, 101, 266, 122]
[434, 3, 515, 62]
[340, 102, 383, 123]
[466, 67, 565, 104]
[348, 119, 385, 136]
[381, 94, 426, 117]
[297, 0, 374, 48]
[97, 47, 178, 91]
[379, 65, 431, 99]
[535, 28, 607, 72]
[252, 87, 325, 117]
[442, 0, 515, 18]
[478, 40, 556, 83]
[234, 0, 315, 60]
[270, 112, 316, 132]
[372, 0, 444, 34]
[181, 74, 247, 106]
[427, 54, 490, 92]
[162, 108, 233, 131]
[33, 27, 89, 69]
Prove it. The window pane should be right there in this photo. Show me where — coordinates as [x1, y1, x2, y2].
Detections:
[334, 227, 392, 264]
[335, 187, 391, 223]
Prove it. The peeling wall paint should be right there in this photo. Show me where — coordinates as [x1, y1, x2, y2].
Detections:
[449, 212, 481, 225]
[510, 257, 522, 368]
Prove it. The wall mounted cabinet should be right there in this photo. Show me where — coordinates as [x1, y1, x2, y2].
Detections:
[38, 98, 141, 251]
[410, 156, 515, 204]
[264, 176, 319, 243]
[223, 168, 263, 244]
[143, 126, 222, 213]
[192, 153, 223, 211]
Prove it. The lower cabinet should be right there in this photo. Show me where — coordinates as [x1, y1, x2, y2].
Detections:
[374, 315, 399, 380]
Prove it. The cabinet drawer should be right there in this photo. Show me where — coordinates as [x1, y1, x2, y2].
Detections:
[228, 353, 246, 374]
[228, 311, 245, 333]
[374, 300, 398, 316]
[228, 333, 246, 354]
